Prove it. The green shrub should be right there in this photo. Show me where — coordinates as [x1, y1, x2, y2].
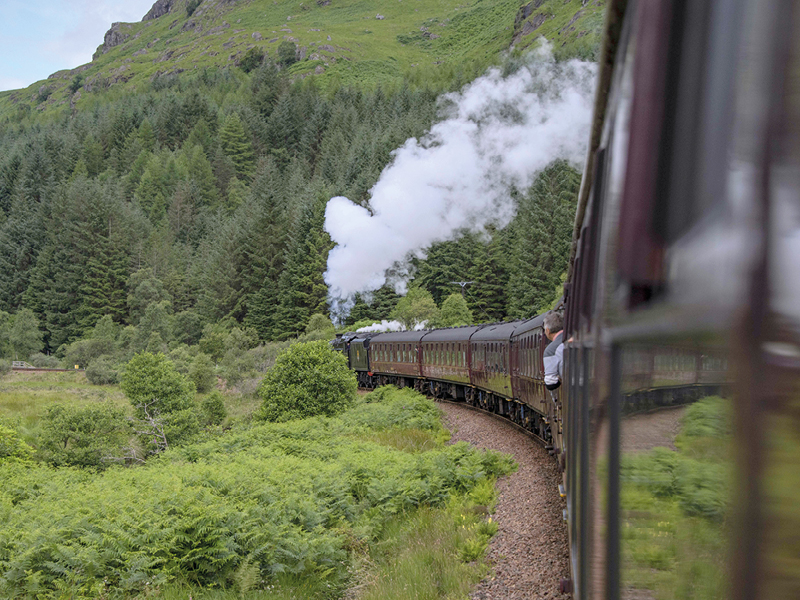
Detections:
[0, 390, 514, 597]
[28, 352, 60, 368]
[239, 47, 266, 73]
[161, 407, 202, 447]
[189, 352, 216, 393]
[121, 352, 196, 417]
[0, 360, 10, 377]
[257, 341, 357, 422]
[37, 403, 130, 469]
[186, 0, 202, 16]
[0, 424, 33, 463]
[278, 41, 298, 66]
[202, 391, 227, 425]
[85, 355, 120, 385]
[64, 337, 116, 369]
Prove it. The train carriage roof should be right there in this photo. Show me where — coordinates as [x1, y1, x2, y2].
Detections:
[510, 313, 547, 337]
[420, 325, 482, 343]
[470, 321, 524, 342]
[371, 330, 431, 343]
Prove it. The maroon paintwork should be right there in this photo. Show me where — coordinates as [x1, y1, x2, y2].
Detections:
[420, 326, 482, 385]
[510, 314, 549, 414]
[469, 321, 521, 399]
[369, 330, 429, 378]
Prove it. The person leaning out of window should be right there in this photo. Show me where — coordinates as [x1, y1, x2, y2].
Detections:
[543, 311, 564, 391]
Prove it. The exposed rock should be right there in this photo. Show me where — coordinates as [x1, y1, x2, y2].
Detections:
[168, 19, 180, 29]
[252, 31, 263, 40]
[376, 14, 385, 20]
[319, 44, 335, 52]
[558, 9, 583, 35]
[298, 46, 307, 60]
[133, 49, 148, 57]
[93, 22, 132, 59]
[206, 24, 231, 35]
[269, 38, 279, 43]
[314, 65, 325, 74]
[327, 35, 332, 40]
[514, 0, 544, 29]
[317, 0, 331, 5]
[310, 28, 321, 31]
[155, 49, 175, 62]
[181, 19, 202, 33]
[143, 0, 175, 21]
[512, 11, 547, 46]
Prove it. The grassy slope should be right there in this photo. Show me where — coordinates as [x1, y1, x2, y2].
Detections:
[0, 0, 605, 120]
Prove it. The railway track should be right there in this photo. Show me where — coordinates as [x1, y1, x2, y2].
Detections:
[438, 400, 571, 599]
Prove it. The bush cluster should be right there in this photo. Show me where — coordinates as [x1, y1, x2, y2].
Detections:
[36, 403, 130, 470]
[0, 389, 514, 597]
[257, 341, 357, 422]
[0, 424, 33, 463]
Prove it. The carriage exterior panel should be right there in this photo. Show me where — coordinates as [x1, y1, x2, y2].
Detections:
[369, 330, 429, 378]
[510, 314, 549, 414]
[420, 326, 481, 386]
[469, 322, 521, 398]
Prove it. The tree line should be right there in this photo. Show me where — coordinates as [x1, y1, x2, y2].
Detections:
[0, 59, 578, 364]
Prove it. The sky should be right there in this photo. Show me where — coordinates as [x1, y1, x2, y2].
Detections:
[0, 0, 156, 92]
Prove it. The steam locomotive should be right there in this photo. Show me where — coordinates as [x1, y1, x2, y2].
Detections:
[337, 0, 800, 598]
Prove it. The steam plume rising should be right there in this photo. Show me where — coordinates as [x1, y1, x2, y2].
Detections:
[324, 43, 596, 302]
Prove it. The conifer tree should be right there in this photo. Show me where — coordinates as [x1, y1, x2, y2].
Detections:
[345, 285, 399, 327]
[241, 159, 289, 340]
[467, 226, 509, 322]
[219, 113, 255, 181]
[273, 195, 332, 339]
[506, 161, 580, 319]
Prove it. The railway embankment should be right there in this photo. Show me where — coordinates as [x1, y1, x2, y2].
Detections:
[439, 401, 571, 600]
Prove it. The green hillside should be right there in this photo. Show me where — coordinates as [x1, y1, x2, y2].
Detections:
[0, 0, 604, 120]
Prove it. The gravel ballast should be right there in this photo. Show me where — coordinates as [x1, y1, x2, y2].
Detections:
[438, 402, 572, 600]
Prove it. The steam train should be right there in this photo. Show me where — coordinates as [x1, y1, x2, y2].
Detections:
[337, 0, 800, 598]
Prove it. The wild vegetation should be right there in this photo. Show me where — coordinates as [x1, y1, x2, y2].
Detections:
[0, 0, 605, 120]
[0, 0, 600, 595]
[0, 377, 515, 599]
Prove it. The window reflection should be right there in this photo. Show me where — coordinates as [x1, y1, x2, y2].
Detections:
[619, 342, 732, 600]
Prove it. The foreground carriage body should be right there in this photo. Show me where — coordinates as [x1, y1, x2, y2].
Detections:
[336, 0, 800, 597]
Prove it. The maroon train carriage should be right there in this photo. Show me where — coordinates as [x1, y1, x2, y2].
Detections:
[369, 330, 429, 389]
[468, 321, 521, 415]
[509, 313, 554, 442]
[419, 326, 480, 399]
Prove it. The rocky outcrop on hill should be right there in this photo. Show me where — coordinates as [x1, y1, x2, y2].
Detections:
[92, 22, 133, 59]
[143, 0, 176, 21]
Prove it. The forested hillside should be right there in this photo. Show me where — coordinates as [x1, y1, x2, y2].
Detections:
[0, 0, 599, 364]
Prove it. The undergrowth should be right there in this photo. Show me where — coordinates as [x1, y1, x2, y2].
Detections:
[0, 386, 515, 599]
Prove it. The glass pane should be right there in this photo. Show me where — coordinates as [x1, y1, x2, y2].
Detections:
[619, 341, 733, 600]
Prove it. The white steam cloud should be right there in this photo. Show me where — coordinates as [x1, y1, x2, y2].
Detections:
[324, 42, 596, 302]
[356, 320, 405, 333]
